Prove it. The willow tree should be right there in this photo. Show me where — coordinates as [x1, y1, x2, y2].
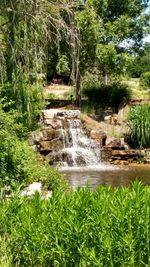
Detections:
[0, 0, 77, 126]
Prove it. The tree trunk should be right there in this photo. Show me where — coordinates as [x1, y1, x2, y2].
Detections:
[104, 73, 108, 85]
[75, 67, 81, 107]
[102, 68, 108, 85]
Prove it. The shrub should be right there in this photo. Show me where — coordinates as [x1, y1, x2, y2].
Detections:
[140, 72, 150, 88]
[129, 104, 150, 148]
[82, 82, 130, 112]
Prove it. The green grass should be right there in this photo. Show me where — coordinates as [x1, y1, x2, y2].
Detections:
[0, 181, 149, 266]
[129, 104, 150, 148]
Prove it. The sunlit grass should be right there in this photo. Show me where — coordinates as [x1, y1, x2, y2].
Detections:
[123, 78, 150, 99]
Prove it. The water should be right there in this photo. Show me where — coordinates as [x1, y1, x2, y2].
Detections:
[61, 164, 150, 190]
[52, 118, 100, 167]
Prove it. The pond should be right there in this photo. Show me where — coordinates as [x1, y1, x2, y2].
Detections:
[61, 164, 150, 190]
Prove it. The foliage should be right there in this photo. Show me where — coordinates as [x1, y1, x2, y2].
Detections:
[0, 82, 44, 129]
[81, 69, 101, 88]
[129, 104, 150, 148]
[56, 55, 70, 76]
[76, 0, 150, 81]
[0, 102, 66, 192]
[0, 181, 149, 266]
[140, 72, 150, 89]
[127, 43, 150, 78]
[0, 0, 75, 122]
[82, 82, 131, 111]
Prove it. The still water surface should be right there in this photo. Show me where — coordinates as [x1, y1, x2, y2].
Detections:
[61, 164, 150, 190]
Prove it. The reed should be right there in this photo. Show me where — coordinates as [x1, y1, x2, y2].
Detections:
[0, 181, 149, 266]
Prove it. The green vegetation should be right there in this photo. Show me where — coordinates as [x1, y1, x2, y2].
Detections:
[140, 72, 150, 89]
[1, 1, 150, 265]
[0, 181, 149, 266]
[0, 100, 67, 193]
[128, 43, 150, 78]
[82, 82, 131, 112]
[129, 104, 150, 148]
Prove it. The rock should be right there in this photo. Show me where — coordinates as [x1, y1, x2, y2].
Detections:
[42, 109, 80, 122]
[90, 130, 107, 146]
[111, 149, 140, 157]
[21, 182, 52, 199]
[39, 139, 63, 152]
[101, 147, 112, 162]
[46, 129, 58, 140]
[21, 182, 42, 197]
[104, 115, 111, 124]
[106, 139, 125, 150]
[118, 103, 130, 123]
[104, 114, 118, 125]
[42, 109, 60, 120]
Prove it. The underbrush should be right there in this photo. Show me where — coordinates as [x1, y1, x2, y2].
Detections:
[0, 181, 149, 266]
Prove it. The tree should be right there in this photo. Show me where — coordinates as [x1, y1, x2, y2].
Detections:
[77, 0, 150, 85]
[0, 0, 77, 123]
[128, 43, 150, 78]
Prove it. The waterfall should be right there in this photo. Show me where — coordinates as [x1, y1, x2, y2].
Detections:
[48, 111, 101, 167]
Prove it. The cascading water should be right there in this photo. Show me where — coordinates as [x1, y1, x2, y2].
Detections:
[52, 116, 100, 167]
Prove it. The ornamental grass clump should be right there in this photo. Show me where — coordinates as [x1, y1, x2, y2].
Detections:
[0, 181, 149, 266]
[129, 104, 150, 148]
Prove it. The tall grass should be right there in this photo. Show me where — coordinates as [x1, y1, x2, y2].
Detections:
[0, 181, 149, 266]
[129, 104, 150, 148]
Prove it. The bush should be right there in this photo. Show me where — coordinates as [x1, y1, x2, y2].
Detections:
[82, 82, 131, 112]
[140, 72, 150, 88]
[129, 104, 150, 148]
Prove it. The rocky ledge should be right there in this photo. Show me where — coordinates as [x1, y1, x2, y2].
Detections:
[101, 139, 150, 165]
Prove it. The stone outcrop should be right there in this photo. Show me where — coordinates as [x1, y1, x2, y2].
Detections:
[101, 138, 147, 165]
